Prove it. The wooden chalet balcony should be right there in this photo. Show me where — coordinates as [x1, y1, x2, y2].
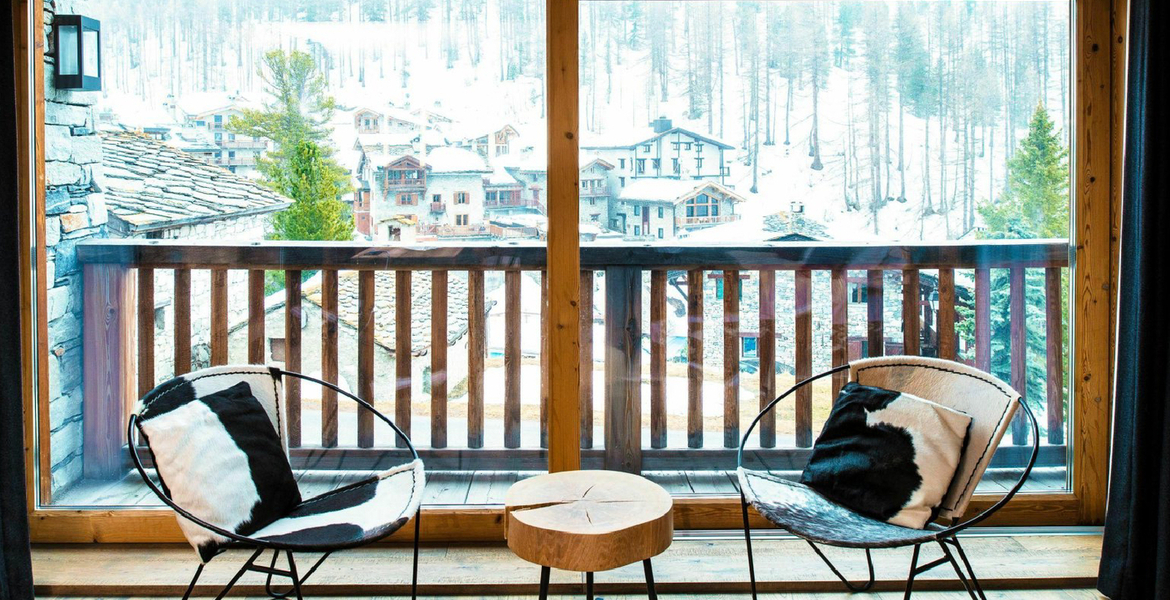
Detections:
[680, 214, 740, 226]
[485, 197, 543, 211]
[75, 239, 1068, 481]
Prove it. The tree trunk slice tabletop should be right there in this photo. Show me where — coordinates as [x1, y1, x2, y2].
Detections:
[504, 470, 674, 573]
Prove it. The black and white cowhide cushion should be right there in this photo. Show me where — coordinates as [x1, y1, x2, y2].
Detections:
[252, 459, 425, 548]
[136, 366, 301, 562]
[800, 382, 972, 529]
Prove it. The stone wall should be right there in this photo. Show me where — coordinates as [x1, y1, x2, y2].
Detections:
[43, 0, 106, 495]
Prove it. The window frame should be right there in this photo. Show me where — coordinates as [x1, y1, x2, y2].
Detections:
[14, 0, 1123, 542]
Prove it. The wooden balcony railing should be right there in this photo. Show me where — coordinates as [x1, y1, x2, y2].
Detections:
[77, 239, 1069, 479]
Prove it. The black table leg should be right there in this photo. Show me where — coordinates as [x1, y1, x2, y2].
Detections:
[586, 572, 594, 600]
[643, 559, 657, 600]
[539, 565, 551, 600]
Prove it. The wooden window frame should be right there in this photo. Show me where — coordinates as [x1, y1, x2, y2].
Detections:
[15, 0, 1123, 543]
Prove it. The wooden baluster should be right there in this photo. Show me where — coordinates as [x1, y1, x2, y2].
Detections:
[975, 268, 991, 372]
[540, 271, 549, 449]
[321, 269, 339, 448]
[137, 267, 155, 398]
[579, 270, 594, 449]
[468, 271, 485, 449]
[248, 270, 265, 363]
[173, 269, 191, 376]
[285, 271, 303, 448]
[431, 271, 448, 449]
[723, 270, 741, 449]
[82, 263, 135, 479]
[830, 268, 848, 399]
[1046, 268, 1064, 445]
[938, 268, 956, 360]
[650, 270, 667, 449]
[866, 270, 884, 357]
[210, 269, 228, 366]
[504, 270, 522, 449]
[795, 269, 813, 448]
[396, 270, 412, 448]
[902, 269, 920, 356]
[758, 269, 776, 448]
[605, 267, 642, 473]
[357, 270, 376, 448]
[1010, 267, 1027, 445]
[687, 269, 704, 449]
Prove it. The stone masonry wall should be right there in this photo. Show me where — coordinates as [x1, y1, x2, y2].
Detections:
[43, 0, 106, 495]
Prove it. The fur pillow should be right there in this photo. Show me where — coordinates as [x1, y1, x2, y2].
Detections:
[800, 382, 972, 529]
[136, 368, 302, 562]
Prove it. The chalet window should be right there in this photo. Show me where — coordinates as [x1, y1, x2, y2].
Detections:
[657, 228, 664, 239]
[652, 158, 660, 170]
[455, 214, 469, 226]
[634, 205, 641, 216]
[672, 158, 680, 174]
[696, 158, 704, 169]
[456, 192, 469, 205]
[619, 158, 626, 169]
[398, 193, 417, 206]
[742, 336, 758, 359]
[634, 225, 641, 236]
[433, 194, 441, 203]
[685, 193, 718, 219]
[642, 144, 651, 152]
[636, 159, 645, 174]
[696, 143, 703, 153]
[657, 207, 664, 218]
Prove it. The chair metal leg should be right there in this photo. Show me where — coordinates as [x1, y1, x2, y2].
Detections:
[412, 509, 421, 600]
[215, 548, 264, 600]
[643, 559, 658, 600]
[806, 541, 875, 593]
[285, 550, 305, 600]
[948, 538, 988, 600]
[903, 544, 922, 600]
[938, 541, 980, 599]
[264, 549, 283, 598]
[538, 565, 551, 600]
[586, 572, 594, 600]
[740, 492, 759, 600]
[181, 562, 205, 600]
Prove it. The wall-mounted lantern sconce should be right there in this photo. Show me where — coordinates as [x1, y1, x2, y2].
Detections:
[53, 15, 101, 91]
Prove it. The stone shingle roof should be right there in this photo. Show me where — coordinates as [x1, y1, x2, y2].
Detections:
[302, 271, 494, 356]
[100, 132, 291, 233]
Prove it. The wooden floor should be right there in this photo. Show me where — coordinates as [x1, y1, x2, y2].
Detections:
[32, 532, 1102, 597]
[53, 468, 1067, 507]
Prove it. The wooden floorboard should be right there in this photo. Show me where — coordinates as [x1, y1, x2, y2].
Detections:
[52, 468, 1066, 508]
[32, 533, 1101, 597]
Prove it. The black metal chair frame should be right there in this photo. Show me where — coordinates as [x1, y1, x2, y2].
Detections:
[128, 369, 423, 600]
[736, 363, 1040, 600]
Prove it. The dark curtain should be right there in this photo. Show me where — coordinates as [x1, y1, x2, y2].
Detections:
[0, 1, 35, 600]
[1097, 0, 1170, 597]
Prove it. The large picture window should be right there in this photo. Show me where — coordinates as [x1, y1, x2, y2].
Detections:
[18, 0, 1116, 538]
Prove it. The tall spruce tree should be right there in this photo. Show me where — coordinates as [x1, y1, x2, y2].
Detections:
[268, 140, 354, 242]
[968, 103, 1069, 437]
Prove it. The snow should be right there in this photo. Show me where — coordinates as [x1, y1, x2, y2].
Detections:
[423, 147, 489, 173]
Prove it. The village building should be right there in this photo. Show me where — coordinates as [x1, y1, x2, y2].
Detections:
[173, 92, 268, 178]
[351, 106, 421, 135]
[613, 179, 743, 240]
[362, 148, 492, 241]
[449, 123, 522, 159]
[581, 117, 735, 186]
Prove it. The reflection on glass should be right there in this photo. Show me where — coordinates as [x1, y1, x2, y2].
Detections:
[578, 1, 1072, 496]
[82, 29, 99, 77]
[42, 0, 547, 508]
[57, 25, 78, 75]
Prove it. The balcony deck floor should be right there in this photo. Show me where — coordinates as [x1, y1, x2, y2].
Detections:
[52, 467, 1066, 508]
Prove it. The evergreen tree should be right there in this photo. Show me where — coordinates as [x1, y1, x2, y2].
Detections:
[227, 49, 340, 182]
[967, 103, 1069, 438]
[979, 103, 1069, 238]
[268, 140, 354, 242]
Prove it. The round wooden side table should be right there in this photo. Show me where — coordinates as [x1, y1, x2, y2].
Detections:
[504, 470, 673, 600]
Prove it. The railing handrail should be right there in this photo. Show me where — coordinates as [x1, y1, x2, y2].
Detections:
[75, 238, 1071, 271]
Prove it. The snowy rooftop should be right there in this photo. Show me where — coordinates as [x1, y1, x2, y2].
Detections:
[618, 179, 745, 204]
[423, 147, 490, 173]
[486, 164, 519, 186]
[174, 91, 260, 118]
[99, 132, 291, 234]
[580, 125, 734, 151]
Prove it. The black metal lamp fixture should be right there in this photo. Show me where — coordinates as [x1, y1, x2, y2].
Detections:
[53, 15, 101, 91]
